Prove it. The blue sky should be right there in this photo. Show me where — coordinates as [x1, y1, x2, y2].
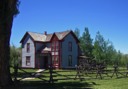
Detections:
[11, 0, 128, 54]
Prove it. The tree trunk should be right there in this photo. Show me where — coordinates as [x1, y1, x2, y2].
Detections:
[0, 0, 18, 87]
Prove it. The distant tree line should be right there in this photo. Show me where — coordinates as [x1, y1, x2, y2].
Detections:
[74, 28, 128, 66]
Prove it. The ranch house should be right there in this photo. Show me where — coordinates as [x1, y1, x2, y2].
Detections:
[20, 30, 81, 69]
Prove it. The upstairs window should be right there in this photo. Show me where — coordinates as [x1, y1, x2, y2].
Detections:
[52, 41, 59, 51]
[51, 41, 55, 51]
[26, 56, 30, 66]
[27, 43, 30, 52]
[68, 42, 72, 51]
[56, 41, 59, 51]
[68, 55, 72, 66]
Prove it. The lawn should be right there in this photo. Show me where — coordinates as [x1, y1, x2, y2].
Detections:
[10, 67, 128, 89]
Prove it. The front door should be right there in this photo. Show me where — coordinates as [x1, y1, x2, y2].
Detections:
[44, 56, 48, 69]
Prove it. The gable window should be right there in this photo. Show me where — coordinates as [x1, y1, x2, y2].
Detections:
[68, 42, 72, 51]
[27, 43, 30, 52]
[68, 55, 72, 66]
[26, 56, 30, 66]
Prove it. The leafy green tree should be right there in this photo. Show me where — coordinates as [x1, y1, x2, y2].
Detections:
[10, 45, 21, 67]
[121, 54, 128, 66]
[120, 54, 127, 65]
[80, 27, 93, 57]
[0, 0, 19, 86]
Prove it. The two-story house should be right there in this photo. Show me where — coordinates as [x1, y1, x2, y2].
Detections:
[20, 30, 80, 69]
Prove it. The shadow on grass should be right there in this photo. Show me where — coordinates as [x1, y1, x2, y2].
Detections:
[15, 81, 94, 89]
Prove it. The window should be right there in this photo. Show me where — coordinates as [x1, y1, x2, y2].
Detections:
[68, 42, 72, 51]
[26, 56, 30, 66]
[52, 42, 55, 51]
[52, 56, 59, 64]
[52, 41, 59, 51]
[68, 55, 72, 66]
[56, 41, 59, 51]
[56, 46, 59, 51]
[27, 43, 30, 52]
[55, 56, 59, 64]
[52, 56, 55, 64]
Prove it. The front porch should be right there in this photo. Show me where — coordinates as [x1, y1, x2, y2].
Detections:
[35, 47, 60, 69]
[35, 55, 50, 69]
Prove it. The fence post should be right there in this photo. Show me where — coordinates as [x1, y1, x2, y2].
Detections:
[49, 65, 53, 83]
[14, 63, 18, 82]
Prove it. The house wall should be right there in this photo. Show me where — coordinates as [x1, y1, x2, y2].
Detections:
[22, 35, 35, 68]
[61, 33, 78, 68]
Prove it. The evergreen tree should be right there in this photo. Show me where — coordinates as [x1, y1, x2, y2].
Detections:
[93, 31, 106, 62]
[74, 28, 80, 39]
[81, 27, 93, 57]
[104, 40, 116, 64]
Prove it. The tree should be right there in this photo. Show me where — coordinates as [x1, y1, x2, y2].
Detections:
[74, 28, 80, 39]
[0, 0, 19, 87]
[92, 31, 119, 64]
[10, 45, 21, 67]
[116, 50, 122, 64]
[105, 42, 115, 64]
[80, 27, 93, 57]
[121, 54, 128, 66]
[92, 31, 106, 62]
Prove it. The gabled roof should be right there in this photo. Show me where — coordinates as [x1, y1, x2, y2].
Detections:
[20, 32, 46, 43]
[45, 34, 53, 42]
[28, 32, 46, 42]
[20, 30, 79, 43]
[55, 31, 70, 40]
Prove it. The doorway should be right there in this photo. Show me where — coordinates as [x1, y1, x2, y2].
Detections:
[44, 56, 48, 69]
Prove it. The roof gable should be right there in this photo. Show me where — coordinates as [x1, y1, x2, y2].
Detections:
[61, 30, 80, 43]
[20, 32, 34, 43]
[55, 31, 70, 40]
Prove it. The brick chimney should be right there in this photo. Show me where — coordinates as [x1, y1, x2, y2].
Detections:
[44, 31, 47, 35]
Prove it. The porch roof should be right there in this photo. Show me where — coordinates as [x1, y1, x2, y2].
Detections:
[41, 47, 51, 54]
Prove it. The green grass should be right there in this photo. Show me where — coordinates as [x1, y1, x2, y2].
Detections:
[92, 78, 128, 89]
[10, 68, 128, 89]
